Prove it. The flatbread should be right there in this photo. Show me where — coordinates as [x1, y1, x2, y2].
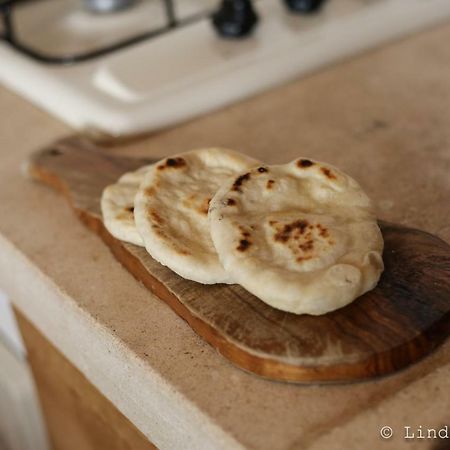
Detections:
[101, 165, 152, 246]
[134, 148, 259, 284]
[208, 158, 384, 315]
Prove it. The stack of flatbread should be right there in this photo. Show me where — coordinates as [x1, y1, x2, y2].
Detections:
[101, 148, 384, 315]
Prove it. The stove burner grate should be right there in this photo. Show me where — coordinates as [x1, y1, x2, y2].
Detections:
[0, 0, 209, 65]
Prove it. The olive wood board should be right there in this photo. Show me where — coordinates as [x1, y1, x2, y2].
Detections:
[26, 136, 450, 384]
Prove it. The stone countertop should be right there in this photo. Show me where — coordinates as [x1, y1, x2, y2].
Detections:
[1, 23, 450, 450]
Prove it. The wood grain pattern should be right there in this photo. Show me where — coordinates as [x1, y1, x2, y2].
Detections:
[14, 308, 157, 450]
[27, 136, 450, 383]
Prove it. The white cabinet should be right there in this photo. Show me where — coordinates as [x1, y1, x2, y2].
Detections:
[0, 291, 50, 450]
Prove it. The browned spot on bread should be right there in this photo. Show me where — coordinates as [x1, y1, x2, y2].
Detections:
[295, 229, 313, 241]
[199, 197, 212, 215]
[152, 226, 166, 237]
[149, 209, 164, 225]
[116, 206, 134, 220]
[236, 225, 253, 251]
[273, 220, 309, 242]
[237, 239, 251, 251]
[257, 167, 268, 173]
[271, 219, 336, 264]
[145, 186, 156, 196]
[266, 179, 275, 189]
[321, 167, 336, 179]
[299, 240, 314, 252]
[157, 157, 186, 170]
[232, 173, 251, 192]
[116, 211, 132, 221]
[316, 223, 330, 238]
[297, 255, 312, 262]
[150, 224, 191, 256]
[297, 159, 314, 168]
[226, 198, 236, 206]
[238, 225, 251, 238]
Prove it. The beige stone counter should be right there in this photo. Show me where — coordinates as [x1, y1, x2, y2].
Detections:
[0, 23, 449, 450]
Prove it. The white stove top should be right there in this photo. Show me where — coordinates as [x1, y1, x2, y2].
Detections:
[1, 0, 449, 136]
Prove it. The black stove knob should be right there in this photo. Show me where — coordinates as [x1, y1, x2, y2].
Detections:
[212, 0, 259, 38]
[284, 0, 326, 13]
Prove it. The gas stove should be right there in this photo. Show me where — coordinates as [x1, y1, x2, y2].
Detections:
[1, 0, 449, 136]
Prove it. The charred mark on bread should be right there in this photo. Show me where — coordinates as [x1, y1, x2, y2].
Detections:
[238, 226, 251, 239]
[297, 159, 314, 168]
[299, 240, 314, 252]
[232, 172, 251, 192]
[266, 179, 275, 189]
[237, 239, 251, 251]
[157, 157, 186, 170]
[320, 167, 336, 179]
[274, 219, 309, 242]
[316, 223, 330, 238]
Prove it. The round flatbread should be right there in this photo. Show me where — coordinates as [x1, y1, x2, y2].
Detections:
[134, 148, 259, 284]
[101, 165, 152, 246]
[208, 158, 384, 315]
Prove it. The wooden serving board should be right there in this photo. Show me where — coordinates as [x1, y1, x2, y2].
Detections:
[27, 136, 450, 383]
